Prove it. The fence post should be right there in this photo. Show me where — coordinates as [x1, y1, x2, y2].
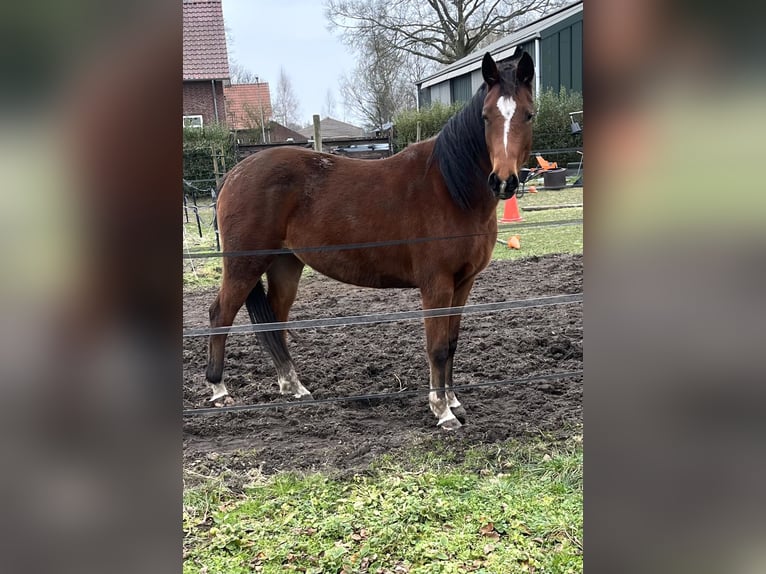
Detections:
[211, 144, 226, 188]
[312, 114, 322, 152]
[416, 120, 421, 142]
[211, 188, 220, 251]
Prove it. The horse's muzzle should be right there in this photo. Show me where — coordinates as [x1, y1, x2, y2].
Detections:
[488, 172, 518, 200]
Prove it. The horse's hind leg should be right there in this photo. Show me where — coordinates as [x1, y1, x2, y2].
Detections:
[206, 275, 260, 403]
[246, 254, 310, 398]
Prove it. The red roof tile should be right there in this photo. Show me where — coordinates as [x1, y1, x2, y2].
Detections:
[224, 83, 273, 130]
[183, 0, 230, 81]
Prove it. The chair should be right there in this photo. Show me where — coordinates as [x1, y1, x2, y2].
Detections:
[536, 155, 558, 171]
[535, 155, 568, 190]
[569, 110, 584, 185]
[516, 155, 558, 197]
[569, 110, 583, 135]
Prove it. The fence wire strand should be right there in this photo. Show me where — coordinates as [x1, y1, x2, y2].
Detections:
[182, 218, 583, 260]
[183, 292, 582, 338]
[183, 369, 583, 417]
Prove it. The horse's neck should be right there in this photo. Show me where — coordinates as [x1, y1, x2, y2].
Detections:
[405, 139, 498, 219]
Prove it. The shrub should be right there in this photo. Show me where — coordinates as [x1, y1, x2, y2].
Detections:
[393, 102, 464, 151]
[183, 123, 237, 193]
[532, 87, 583, 166]
[392, 88, 583, 167]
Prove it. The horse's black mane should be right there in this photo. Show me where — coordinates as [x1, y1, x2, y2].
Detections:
[432, 62, 518, 210]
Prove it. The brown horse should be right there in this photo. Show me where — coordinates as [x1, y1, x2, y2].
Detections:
[206, 50, 535, 430]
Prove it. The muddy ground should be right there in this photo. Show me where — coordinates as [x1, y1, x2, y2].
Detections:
[183, 254, 582, 477]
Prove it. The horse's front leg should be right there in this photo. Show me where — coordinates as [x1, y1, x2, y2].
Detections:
[421, 285, 462, 430]
[444, 276, 477, 421]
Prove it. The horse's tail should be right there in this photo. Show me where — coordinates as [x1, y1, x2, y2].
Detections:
[245, 280, 292, 366]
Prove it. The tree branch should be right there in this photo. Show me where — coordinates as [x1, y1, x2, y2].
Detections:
[326, 0, 557, 65]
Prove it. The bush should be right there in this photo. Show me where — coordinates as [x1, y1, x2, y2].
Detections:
[183, 123, 237, 193]
[532, 87, 583, 166]
[387, 88, 584, 168]
[393, 102, 464, 151]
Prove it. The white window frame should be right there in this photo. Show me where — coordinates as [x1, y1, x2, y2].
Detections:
[183, 115, 203, 129]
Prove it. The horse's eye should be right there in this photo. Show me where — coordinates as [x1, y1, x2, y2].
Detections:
[481, 114, 489, 123]
[527, 112, 536, 122]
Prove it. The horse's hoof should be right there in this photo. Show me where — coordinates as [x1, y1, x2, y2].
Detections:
[209, 381, 229, 402]
[438, 416, 463, 431]
[213, 395, 235, 407]
[452, 405, 468, 424]
[293, 391, 314, 400]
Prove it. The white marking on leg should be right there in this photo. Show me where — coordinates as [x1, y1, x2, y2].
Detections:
[277, 373, 292, 394]
[430, 390, 456, 425]
[209, 381, 229, 402]
[438, 413, 459, 427]
[278, 366, 312, 398]
[447, 392, 462, 409]
[496, 96, 517, 156]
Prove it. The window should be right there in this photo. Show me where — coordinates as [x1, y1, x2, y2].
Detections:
[450, 75, 472, 104]
[183, 115, 203, 129]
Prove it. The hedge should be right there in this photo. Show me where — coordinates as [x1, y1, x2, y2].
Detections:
[393, 88, 583, 166]
[531, 87, 583, 166]
[393, 102, 465, 151]
[182, 123, 237, 194]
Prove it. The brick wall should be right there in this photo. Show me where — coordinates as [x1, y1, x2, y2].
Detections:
[183, 80, 227, 127]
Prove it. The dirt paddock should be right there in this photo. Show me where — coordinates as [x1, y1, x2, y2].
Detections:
[183, 254, 582, 476]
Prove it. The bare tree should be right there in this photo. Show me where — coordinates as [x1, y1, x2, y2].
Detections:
[243, 104, 270, 141]
[229, 60, 260, 84]
[326, 0, 560, 65]
[340, 31, 416, 130]
[322, 89, 337, 118]
[273, 67, 302, 129]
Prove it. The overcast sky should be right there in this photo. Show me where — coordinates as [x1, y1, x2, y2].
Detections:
[221, 0, 360, 127]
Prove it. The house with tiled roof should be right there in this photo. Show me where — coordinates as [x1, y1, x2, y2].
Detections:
[266, 121, 309, 144]
[232, 120, 309, 145]
[297, 117, 366, 141]
[224, 83, 272, 131]
[183, 0, 230, 128]
[225, 84, 309, 143]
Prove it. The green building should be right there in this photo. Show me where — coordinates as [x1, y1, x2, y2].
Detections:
[416, 0, 583, 107]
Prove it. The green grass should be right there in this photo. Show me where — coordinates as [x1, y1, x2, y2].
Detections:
[183, 437, 583, 574]
[493, 186, 583, 261]
[183, 204, 223, 289]
[183, 187, 583, 289]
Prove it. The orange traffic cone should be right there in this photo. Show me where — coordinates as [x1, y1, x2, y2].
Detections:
[499, 195, 523, 223]
[507, 235, 521, 249]
[528, 185, 537, 194]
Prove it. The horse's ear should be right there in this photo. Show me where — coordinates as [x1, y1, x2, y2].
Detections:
[511, 45, 524, 60]
[515, 51, 534, 88]
[482, 52, 500, 87]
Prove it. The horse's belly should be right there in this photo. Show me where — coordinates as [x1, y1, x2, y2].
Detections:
[296, 252, 417, 289]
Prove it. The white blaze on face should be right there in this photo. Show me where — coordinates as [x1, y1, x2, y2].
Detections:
[496, 95, 517, 156]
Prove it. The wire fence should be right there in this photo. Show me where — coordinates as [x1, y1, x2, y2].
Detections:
[182, 165, 583, 253]
[183, 370, 583, 417]
[183, 293, 582, 338]
[182, 219, 583, 260]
